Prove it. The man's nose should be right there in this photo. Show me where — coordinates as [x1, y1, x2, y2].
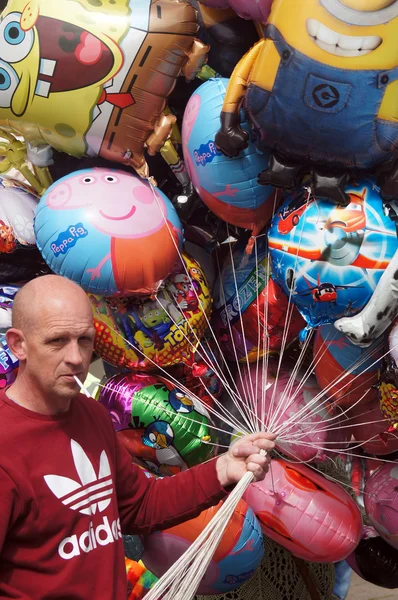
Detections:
[65, 342, 83, 366]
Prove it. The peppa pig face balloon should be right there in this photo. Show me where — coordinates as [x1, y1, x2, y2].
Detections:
[35, 168, 183, 296]
[365, 464, 398, 551]
[244, 459, 362, 562]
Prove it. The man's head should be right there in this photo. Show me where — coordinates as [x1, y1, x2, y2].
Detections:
[6, 275, 95, 401]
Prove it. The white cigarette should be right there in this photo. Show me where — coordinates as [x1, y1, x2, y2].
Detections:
[74, 376, 91, 398]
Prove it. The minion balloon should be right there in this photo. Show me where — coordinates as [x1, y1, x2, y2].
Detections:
[215, 0, 398, 205]
[0, 0, 208, 178]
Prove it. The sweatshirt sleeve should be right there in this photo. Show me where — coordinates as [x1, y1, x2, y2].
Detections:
[115, 436, 228, 535]
[0, 467, 21, 554]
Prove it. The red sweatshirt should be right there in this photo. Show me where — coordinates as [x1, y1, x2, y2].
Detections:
[0, 390, 227, 599]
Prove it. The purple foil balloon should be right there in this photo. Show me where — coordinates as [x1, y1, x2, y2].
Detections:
[0, 334, 18, 389]
[200, 0, 273, 21]
[98, 373, 158, 431]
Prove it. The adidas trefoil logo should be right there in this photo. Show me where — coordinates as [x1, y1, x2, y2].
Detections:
[44, 440, 113, 516]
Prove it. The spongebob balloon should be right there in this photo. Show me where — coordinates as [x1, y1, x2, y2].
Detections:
[0, 0, 208, 179]
[215, 0, 398, 206]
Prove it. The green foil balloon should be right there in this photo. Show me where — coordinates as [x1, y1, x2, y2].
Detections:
[99, 373, 217, 475]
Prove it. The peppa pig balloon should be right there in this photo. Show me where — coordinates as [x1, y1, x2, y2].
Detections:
[182, 78, 278, 236]
[34, 169, 183, 296]
[365, 464, 398, 551]
[199, 0, 273, 22]
[244, 458, 362, 562]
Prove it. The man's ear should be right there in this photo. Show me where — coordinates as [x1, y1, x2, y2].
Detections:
[6, 328, 27, 361]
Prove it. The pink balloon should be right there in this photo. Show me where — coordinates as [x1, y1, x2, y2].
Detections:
[349, 400, 398, 456]
[365, 464, 398, 550]
[244, 458, 362, 562]
[236, 360, 351, 462]
[199, 0, 273, 21]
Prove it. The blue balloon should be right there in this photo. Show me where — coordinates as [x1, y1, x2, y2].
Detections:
[268, 180, 398, 327]
[34, 168, 183, 297]
[182, 78, 276, 233]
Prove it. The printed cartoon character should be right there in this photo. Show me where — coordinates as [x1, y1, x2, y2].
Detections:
[298, 274, 363, 305]
[215, 0, 398, 205]
[0, 221, 16, 253]
[169, 274, 200, 312]
[129, 297, 183, 350]
[189, 265, 210, 299]
[0, 0, 208, 178]
[137, 303, 173, 350]
[142, 419, 188, 472]
[277, 189, 313, 235]
[46, 169, 182, 294]
[117, 428, 184, 476]
[167, 388, 194, 413]
[270, 187, 396, 269]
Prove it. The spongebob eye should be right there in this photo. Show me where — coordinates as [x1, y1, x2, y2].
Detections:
[320, 0, 398, 24]
[0, 13, 34, 63]
[0, 61, 18, 108]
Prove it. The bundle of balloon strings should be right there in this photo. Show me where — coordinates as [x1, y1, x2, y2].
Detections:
[144, 452, 267, 600]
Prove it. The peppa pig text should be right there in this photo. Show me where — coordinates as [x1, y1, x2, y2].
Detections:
[194, 141, 221, 166]
[51, 223, 88, 257]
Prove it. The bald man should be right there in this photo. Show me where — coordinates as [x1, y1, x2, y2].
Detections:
[0, 275, 275, 600]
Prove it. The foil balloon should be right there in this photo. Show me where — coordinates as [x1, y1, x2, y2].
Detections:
[99, 373, 216, 475]
[244, 459, 362, 563]
[236, 360, 351, 463]
[314, 324, 383, 407]
[165, 339, 224, 410]
[0, 285, 19, 331]
[215, 0, 398, 204]
[189, 1, 259, 78]
[125, 558, 158, 600]
[0, 0, 209, 179]
[347, 526, 398, 589]
[335, 249, 398, 347]
[213, 235, 304, 363]
[199, 0, 273, 22]
[364, 463, 398, 550]
[0, 333, 19, 389]
[0, 176, 38, 253]
[268, 181, 398, 328]
[378, 329, 398, 428]
[90, 253, 212, 370]
[349, 398, 398, 456]
[182, 78, 278, 235]
[142, 499, 264, 595]
[35, 168, 183, 296]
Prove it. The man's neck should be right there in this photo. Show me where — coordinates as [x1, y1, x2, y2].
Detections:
[6, 377, 72, 416]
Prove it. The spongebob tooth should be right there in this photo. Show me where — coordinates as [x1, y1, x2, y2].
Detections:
[39, 58, 56, 77]
[35, 80, 51, 98]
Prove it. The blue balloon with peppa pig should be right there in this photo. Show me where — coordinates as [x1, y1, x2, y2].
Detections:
[182, 78, 277, 235]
